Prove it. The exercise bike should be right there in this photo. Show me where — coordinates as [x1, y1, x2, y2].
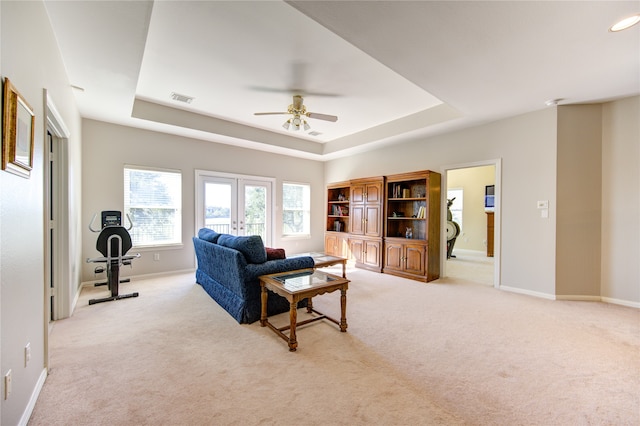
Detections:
[86, 210, 140, 305]
[446, 198, 461, 259]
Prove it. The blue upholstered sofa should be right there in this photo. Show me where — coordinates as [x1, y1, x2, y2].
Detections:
[193, 228, 314, 324]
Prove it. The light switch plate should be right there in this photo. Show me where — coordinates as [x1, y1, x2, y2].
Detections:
[537, 200, 549, 209]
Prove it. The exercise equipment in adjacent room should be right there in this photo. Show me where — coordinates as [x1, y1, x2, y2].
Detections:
[86, 210, 140, 305]
[446, 198, 461, 259]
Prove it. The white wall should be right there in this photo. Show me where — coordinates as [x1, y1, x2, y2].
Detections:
[325, 108, 559, 297]
[601, 96, 640, 304]
[0, 1, 82, 424]
[81, 120, 325, 282]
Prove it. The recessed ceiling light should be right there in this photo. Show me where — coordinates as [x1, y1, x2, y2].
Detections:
[610, 14, 640, 32]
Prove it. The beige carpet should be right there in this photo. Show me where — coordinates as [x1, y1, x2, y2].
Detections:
[29, 264, 639, 425]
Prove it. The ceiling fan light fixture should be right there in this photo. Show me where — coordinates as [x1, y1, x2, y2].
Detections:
[303, 121, 311, 131]
[282, 120, 291, 130]
[610, 14, 640, 32]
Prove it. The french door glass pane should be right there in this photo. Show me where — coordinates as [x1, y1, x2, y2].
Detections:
[244, 185, 267, 241]
[205, 182, 232, 234]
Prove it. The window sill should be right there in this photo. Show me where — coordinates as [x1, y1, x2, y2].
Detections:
[281, 235, 311, 240]
[133, 243, 185, 251]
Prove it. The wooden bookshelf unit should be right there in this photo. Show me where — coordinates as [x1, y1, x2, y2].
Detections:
[325, 171, 441, 282]
[383, 171, 441, 282]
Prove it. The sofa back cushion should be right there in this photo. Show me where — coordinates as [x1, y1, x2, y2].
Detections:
[198, 228, 221, 243]
[217, 234, 267, 264]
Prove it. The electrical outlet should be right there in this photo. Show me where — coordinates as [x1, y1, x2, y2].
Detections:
[25, 343, 31, 367]
[4, 370, 11, 400]
[153, 253, 160, 261]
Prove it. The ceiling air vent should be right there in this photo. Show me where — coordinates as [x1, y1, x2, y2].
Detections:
[170, 92, 194, 104]
[308, 131, 323, 137]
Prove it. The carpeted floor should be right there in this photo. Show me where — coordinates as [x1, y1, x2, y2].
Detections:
[28, 263, 639, 425]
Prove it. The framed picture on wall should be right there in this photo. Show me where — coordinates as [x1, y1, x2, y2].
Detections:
[2, 77, 35, 178]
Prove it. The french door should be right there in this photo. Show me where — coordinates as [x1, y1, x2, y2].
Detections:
[196, 171, 273, 246]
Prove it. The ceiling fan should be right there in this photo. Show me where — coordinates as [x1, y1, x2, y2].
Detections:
[254, 95, 338, 131]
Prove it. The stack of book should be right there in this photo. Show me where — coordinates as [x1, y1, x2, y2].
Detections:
[332, 205, 348, 216]
[416, 206, 426, 218]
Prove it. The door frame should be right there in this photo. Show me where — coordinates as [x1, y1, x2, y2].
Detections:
[195, 170, 275, 246]
[43, 90, 71, 370]
[441, 158, 502, 289]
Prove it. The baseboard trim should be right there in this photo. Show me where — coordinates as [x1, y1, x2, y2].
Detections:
[499, 285, 556, 300]
[556, 295, 602, 302]
[81, 268, 195, 288]
[19, 368, 47, 426]
[601, 297, 640, 309]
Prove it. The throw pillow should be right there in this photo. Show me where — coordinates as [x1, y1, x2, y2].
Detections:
[198, 228, 221, 243]
[218, 234, 267, 264]
[265, 247, 286, 260]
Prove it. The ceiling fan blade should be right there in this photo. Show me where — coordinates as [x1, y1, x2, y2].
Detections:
[306, 112, 338, 122]
[254, 112, 288, 116]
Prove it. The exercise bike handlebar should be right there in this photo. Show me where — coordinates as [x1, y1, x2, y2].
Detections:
[88, 212, 134, 232]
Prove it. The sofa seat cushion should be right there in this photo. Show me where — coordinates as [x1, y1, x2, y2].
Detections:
[218, 234, 267, 264]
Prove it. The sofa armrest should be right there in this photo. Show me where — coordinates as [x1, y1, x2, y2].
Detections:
[245, 256, 315, 282]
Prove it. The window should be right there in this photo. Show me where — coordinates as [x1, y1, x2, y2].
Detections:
[282, 182, 310, 237]
[447, 188, 463, 229]
[124, 166, 182, 247]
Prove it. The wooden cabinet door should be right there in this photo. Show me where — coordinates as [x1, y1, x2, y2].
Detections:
[326, 233, 349, 258]
[350, 205, 365, 235]
[404, 243, 426, 275]
[364, 205, 381, 237]
[350, 184, 366, 204]
[349, 238, 365, 264]
[384, 242, 404, 271]
[325, 233, 339, 256]
[364, 182, 383, 204]
[363, 239, 381, 269]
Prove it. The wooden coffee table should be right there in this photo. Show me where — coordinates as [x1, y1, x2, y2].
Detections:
[259, 268, 349, 352]
[294, 252, 347, 278]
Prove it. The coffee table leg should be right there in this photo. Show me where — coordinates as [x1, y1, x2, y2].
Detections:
[306, 296, 313, 313]
[288, 301, 298, 351]
[260, 284, 267, 327]
[342, 261, 346, 278]
[339, 287, 348, 332]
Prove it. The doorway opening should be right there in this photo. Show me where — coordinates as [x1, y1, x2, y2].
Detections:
[442, 159, 501, 288]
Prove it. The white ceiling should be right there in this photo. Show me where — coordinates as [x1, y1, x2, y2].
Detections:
[44, 1, 639, 161]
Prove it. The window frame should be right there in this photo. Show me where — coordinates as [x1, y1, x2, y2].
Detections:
[124, 165, 183, 249]
[282, 181, 311, 239]
[447, 188, 464, 231]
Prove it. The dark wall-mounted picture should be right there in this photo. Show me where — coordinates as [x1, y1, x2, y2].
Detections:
[2, 77, 35, 178]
